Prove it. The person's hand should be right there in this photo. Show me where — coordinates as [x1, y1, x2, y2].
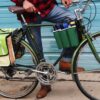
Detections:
[61, 0, 72, 8]
[23, 0, 37, 13]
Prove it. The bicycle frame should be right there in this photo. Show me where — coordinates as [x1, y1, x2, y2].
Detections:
[20, 23, 100, 71]
[1, 0, 100, 99]
[74, 6, 100, 63]
[12, 0, 99, 76]
[19, 14, 64, 66]
[22, 23, 64, 66]
[84, 33, 100, 63]
[20, 24, 43, 61]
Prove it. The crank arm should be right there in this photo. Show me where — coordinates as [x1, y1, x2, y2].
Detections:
[31, 69, 48, 75]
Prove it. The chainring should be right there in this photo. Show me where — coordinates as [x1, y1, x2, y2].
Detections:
[36, 62, 57, 85]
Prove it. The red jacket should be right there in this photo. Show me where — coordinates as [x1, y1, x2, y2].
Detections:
[11, 0, 56, 22]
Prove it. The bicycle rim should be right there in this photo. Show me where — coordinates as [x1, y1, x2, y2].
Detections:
[0, 40, 39, 99]
[72, 33, 100, 100]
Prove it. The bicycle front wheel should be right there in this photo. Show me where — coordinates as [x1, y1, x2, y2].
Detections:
[0, 40, 39, 99]
[72, 33, 100, 100]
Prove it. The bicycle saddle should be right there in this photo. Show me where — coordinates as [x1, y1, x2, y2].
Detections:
[8, 6, 25, 14]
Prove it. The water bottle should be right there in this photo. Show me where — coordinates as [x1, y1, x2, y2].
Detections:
[54, 22, 69, 30]
[69, 21, 76, 27]
[53, 23, 63, 48]
[60, 22, 69, 29]
[62, 22, 69, 29]
[59, 22, 70, 48]
[53, 23, 61, 30]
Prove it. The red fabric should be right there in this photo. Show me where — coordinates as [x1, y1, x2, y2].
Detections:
[11, 0, 56, 22]
[11, 0, 20, 5]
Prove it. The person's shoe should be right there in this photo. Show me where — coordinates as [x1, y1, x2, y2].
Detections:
[36, 85, 51, 99]
[59, 60, 85, 73]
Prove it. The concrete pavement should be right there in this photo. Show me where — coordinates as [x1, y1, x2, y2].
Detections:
[0, 73, 89, 100]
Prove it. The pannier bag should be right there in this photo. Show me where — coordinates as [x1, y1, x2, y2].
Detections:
[0, 34, 15, 66]
[53, 22, 80, 49]
[11, 29, 25, 59]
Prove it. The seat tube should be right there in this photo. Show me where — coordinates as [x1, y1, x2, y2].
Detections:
[20, 14, 28, 25]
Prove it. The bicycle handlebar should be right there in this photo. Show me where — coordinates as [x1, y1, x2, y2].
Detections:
[74, 0, 92, 20]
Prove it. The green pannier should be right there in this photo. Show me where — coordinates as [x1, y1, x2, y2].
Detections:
[0, 34, 9, 56]
[53, 26, 80, 49]
[0, 33, 15, 66]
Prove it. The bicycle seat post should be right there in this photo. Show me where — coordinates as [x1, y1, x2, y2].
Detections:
[20, 14, 28, 26]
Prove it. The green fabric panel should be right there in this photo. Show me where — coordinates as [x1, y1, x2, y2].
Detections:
[0, 34, 9, 56]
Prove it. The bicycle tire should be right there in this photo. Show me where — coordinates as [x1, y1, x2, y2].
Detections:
[72, 32, 100, 100]
[0, 40, 39, 99]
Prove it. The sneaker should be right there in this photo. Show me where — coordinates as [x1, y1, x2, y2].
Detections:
[59, 60, 85, 73]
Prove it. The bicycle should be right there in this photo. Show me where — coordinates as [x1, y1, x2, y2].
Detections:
[0, 0, 100, 100]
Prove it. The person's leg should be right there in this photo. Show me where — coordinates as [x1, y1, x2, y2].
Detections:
[44, 5, 75, 22]
[24, 14, 51, 99]
[45, 5, 84, 72]
[25, 15, 44, 61]
[44, 5, 76, 70]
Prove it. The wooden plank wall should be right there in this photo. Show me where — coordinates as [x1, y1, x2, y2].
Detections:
[0, 0, 100, 65]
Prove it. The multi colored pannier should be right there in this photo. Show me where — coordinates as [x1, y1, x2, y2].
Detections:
[0, 33, 15, 66]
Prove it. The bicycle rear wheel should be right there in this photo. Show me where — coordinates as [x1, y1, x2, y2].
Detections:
[0, 40, 39, 99]
[72, 33, 100, 100]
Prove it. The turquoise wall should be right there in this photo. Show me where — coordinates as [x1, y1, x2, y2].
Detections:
[0, 0, 100, 64]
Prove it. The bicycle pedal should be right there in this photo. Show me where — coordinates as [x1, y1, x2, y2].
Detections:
[19, 70, 32, 76]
